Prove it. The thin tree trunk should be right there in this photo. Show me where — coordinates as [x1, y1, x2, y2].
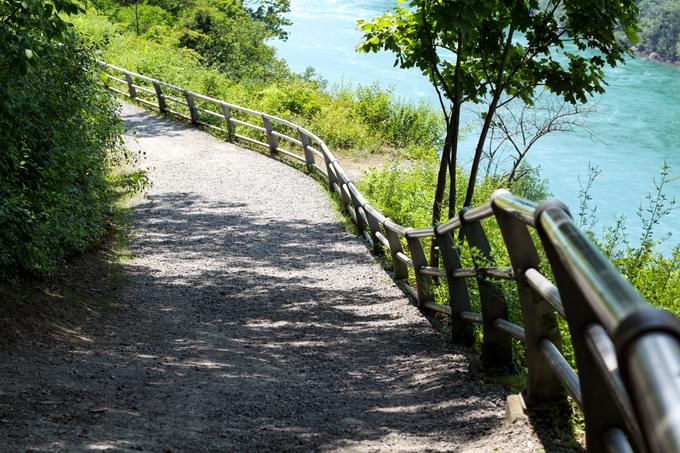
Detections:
[135, 2, 140, 35]
[463, 94, 502, 207]
[447, 112, 459, 218]
[447, 36, 464, 220]
[462, 28, 515, 208]
[428, 130, 451, 268]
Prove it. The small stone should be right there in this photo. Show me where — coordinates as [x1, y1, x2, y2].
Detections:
[505, 393, 527, 423]
[341, 417, 365, 426]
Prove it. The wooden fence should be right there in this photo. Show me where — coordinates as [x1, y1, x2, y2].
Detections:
[100, 62, 680, 453]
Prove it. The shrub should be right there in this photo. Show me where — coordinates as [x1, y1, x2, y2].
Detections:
[0, 3, 125, 274]
[259, 82, 324, 118]
[309, 104, 379, 151]
[582, 163, 680, 314]
[350, 83, 443, 149]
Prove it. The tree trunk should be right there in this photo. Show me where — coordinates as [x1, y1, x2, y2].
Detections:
[428, 130, 451, 268]
[463, 97, 501, 208]
[462, 28, 515, 208]
[447, 43, 463, 220]
[134, 2, 140, 35]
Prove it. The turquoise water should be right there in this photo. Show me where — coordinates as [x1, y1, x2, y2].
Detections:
[273, 0, 680, 249]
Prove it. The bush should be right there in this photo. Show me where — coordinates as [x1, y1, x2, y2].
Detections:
[309, 102, 379, 151]
[0, 2, 125, 274]
[582, 163, 680, 314]
[360, 152, 549, 228]
[259, 82, 324, 118]
[351, 83, 443, 148]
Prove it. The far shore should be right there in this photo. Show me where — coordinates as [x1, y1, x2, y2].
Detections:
[634, 47, 680, 66]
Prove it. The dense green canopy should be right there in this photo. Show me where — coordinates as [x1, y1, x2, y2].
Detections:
[638, 0, 680, 61]
[0, 0, 123, 273]
[358, 0, 639, 216]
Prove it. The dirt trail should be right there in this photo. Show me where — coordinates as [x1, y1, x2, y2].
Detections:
[0, 104, 553, 452]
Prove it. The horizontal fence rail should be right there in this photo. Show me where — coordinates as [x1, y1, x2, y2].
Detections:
[100, 62, 680, 453]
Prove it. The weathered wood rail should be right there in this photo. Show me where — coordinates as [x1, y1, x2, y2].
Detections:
[100, 62, 680, 453]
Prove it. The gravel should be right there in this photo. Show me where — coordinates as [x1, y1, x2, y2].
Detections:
[0, 103, 552, 452]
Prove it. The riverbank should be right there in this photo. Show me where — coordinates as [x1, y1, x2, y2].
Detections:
[274, 0, 680, 253]
[634, 47, 680, 66]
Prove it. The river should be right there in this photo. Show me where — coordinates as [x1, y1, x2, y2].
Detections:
[273, 0, 680, 251]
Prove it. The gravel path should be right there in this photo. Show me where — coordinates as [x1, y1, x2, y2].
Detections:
[0, 103, 551, 452]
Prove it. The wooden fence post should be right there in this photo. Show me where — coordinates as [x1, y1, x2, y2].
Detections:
[325, 157, 339, 191]
[152, 81, 166, 113]
[436, 226, 475, 345]
[364, 206, 385, 255]
[124, 73, 136, 99]
[493, 198, 564, 402]
[221, 104, 235, 140]
[406, 232, 434, 310]
[384, 222, 409, 280]
[299, 130, 316, 170]
[184, 91, 199, 125]
[262, 116, 278, 154]
[348, 183, 369, 234]
[460, 207, 513, 370]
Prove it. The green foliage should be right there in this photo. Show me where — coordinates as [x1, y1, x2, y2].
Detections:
[0, 0, 130, 274]
[73, 4, 444, 154]
[358, 0, 640, 212]
[178, 3, 289, 81]
[87, 0, 290, 82]
[580, 162, 680, 314]
[0, 0, 83, 72]
[360, 153, 549, 229]
[359, 154, 551, 365]
[353, 83, 443, 149]
[244, 0, 291, 40]
[116, 3, 174, 35]
[637, 0, 680, 61]
[359, 0, 638, 106]
[308, 100, 378, 151]
[360, 152, 439, 228]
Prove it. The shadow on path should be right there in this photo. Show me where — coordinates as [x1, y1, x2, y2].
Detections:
[0, 191, 539, 452]
[0, 103, 561, 452]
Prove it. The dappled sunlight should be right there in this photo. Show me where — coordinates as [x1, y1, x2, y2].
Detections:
[50, 325, 95, 343]
[122, 109, 188, 139]
[370, 399, 463, 414]
[171, 359, 230, 370]
[86, 440, 138, 451]
[0, 104, 542, 452]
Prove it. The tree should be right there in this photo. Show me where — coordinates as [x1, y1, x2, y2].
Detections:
[178, 1, 289, 81]
[244, 0, 291, 40]
[482, 93, 595, 183]
[358, 0, 638, 263]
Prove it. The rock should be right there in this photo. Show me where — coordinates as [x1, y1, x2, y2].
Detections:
[505, 393, 527, 423]
[341, 417, 365, 426]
